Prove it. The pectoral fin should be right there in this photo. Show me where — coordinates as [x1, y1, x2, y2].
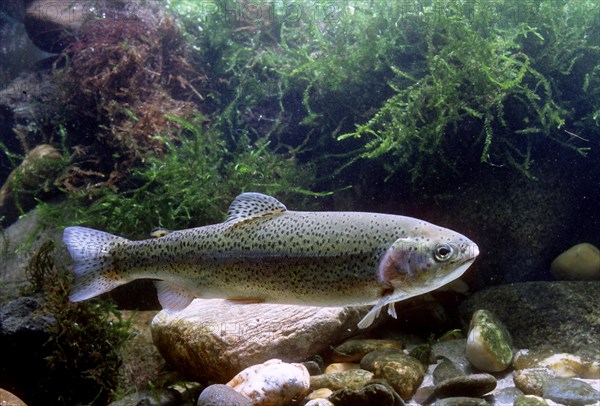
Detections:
[155, 281, 195, 312]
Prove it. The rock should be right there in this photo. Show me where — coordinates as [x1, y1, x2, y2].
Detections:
[305, 388, 333, 400]
[23, 0, 89, 52]
[0, 144, 62, 227]
[360, 349, 425, 400]
[330, 339, 404, 362]
[434, 373, 497, 398]
[303, 360, 324, 375]
[152, 298, 369, 382]
[226, 359, 310, 406]
[513, 349, 600, 379]
[328, 381, 405, 406]
[310, 369, 374, 391]
[542, 377, 600, 406]
[513, 368, 557, 396]
[325, 363, 361, 374]
[0, 388, 27, 406]
[408, 344, 433, 365]
[431, 397, 488, 405]
[490, 387, 525, 405]
[551, 243, 600, 281]
[459, 282, 600, 351]
[513, 394, 549, 406]
[197, 384, 251, 406]
[305, 399, 335, 406]
[433, 358, 465, 385]
[465, 309, 513, 372]
[431, 339, 473, 375]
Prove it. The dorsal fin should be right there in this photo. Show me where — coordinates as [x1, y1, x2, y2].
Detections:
[226, 192, 287, 223]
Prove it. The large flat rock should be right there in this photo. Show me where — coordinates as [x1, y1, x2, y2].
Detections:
[152, 299, 371, 382]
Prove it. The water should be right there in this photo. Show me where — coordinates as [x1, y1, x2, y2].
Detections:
[0, 1, 598, 404]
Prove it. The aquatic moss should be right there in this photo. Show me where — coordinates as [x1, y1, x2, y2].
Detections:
[40, 114, 321, 237]
[23, 239, 134, 404]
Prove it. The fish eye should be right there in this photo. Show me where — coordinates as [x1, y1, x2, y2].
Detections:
[434, 243, 454, 261]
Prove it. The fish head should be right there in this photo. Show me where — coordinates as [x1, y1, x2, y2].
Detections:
[378, 228, 479, 296]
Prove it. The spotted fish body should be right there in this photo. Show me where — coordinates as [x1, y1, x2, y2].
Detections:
[63, 193, 479, 328]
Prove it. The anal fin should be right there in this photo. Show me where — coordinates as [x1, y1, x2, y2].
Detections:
[155, 281, 195, 312]
[226, 297, 265, 304]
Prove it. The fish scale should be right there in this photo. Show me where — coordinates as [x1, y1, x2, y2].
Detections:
[63, 192, 479, 328]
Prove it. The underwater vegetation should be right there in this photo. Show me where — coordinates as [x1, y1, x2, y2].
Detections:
[1, 239, 134, 405]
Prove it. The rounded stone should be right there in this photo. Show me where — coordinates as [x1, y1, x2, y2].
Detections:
[433, 358, 465, 385]
[330, 339, 404, 362]
[197, 384, 252, 406]
[324, 362, 361, 374]
[0, 389, 27, 406]
[310, 369, 374, 391]
[513, 349, 600, 379]
[513, 368, 557, 396]
[360, 349, 425, 400]
[304, 399, 335, 406]
[431, 396, 488, 406]
[328, 382, 402, 406]
[305, 388, 333, 401]
[434, 373, 497, 398]
[513, 394, 549, 406]
[226, 359, 310, 405]
[465, 309, 513, 372]
[551, 243, 600, 281]
[542, 377, 600, 406]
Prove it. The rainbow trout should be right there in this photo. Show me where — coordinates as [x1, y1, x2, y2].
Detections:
[63, 193, 479, 328]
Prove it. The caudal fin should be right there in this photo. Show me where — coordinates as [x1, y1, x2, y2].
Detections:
[63, 226, 129, 302]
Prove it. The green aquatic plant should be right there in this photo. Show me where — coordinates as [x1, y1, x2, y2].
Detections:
[40, 114, 320, 237]
[339, 0, 598, 182]
[23, 239, 134, 404]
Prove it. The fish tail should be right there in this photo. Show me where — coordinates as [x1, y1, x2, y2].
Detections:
[63, 226, 129, 302]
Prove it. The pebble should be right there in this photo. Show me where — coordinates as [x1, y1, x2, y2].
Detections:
[513, 367, 557, 396]
[433, 358, 465, 384]
[330, 339, 404, 362]
[328, 381, 405, 406]
[513, 349, 600, 378]
[551, 243, 600, 280]
[490, 387, 525, 405]
[310, 368, 374, 391]
[434, 373, 497, 398]
[542, 377, 600, 406]
[466, 309, 513, 372]
[431, 339, 473, 374]
[432, 396, 488, 405]
[226, 359, 310, 405]
[305, 399, 335, 406]
[197, 384, 252, 406]
[513, 394, 549, 406]
[303, 360, 324, 375]
[305, 388, 333, 400]
[325, 362, 361, 374]
[360, 349, 425, 400]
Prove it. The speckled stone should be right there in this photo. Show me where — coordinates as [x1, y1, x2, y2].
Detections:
[226, 359, 310, 406]
[304, 399, 335, 406]
[431, 339, 473, 374]
[490, 387, 525, 405]
[434, 373, 497, 399]
[330, 339, 404, 362]
[433, 358, 465, 385]
[466, 310, 513, 372]
[328, 381, 404, 406]
[360, 349, 425, 400]
[513, 394, 549, 406]
[513, 367, 557, 396]
[0, 389, 27, 406]
[325, 362, 361, 374]
[431, 396, 488, 406]
[542, 377, 600, 406]
[551, 243, 600, 281]
[305, 388, 333, 401]
[197, 384, 252, 406]
[513, 349, 600, 379]
[310, 369, 374, 391]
